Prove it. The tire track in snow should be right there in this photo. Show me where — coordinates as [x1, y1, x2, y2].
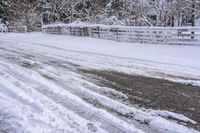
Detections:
[0, 59, 143, 133]
[0, 60, 109, 133]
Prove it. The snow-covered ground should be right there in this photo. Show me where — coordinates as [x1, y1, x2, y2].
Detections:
[2, 32, 200, 86]
[0, 32, 200, 133]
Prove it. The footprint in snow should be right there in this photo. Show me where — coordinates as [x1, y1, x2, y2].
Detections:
[87, 123, 97, 132]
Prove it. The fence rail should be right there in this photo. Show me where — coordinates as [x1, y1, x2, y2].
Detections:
[8, 26, 27, 33]
[42, 24, 200, 45]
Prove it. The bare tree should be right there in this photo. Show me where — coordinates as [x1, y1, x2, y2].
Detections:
[6, 0, 42, 31]
[5, 0, 199, 28]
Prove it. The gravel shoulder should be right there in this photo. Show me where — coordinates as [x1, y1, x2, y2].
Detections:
[81, 69, 200, 131]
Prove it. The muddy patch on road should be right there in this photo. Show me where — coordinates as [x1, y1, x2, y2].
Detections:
[81, 69, 200, 131]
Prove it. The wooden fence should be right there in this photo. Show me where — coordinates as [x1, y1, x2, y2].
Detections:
[42, 24, 200, 45]
[8, 26, 27, 33]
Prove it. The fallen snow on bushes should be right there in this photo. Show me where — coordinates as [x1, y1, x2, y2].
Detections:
[0, 23, 8, 32]
[0, 32, 200, 133]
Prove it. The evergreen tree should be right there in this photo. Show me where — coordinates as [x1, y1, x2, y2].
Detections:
[0, 0, 8, 22]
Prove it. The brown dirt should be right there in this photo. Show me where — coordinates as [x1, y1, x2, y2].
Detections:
[80, 69, 200, 131]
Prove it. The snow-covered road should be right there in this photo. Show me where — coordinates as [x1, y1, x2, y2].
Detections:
[0, 33, 200, 133]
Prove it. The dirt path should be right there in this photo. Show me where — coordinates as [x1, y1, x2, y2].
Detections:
[81, 69, 200, 131]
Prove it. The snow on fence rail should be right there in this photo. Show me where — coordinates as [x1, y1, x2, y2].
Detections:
[42, 24, 200, 45]
[8, 26, 27, 33]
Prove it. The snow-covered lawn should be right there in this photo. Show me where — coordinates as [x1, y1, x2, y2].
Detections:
[0, 32, 200, 133]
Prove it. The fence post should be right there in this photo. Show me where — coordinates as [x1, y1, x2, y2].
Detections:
[97, 26, 100, 38]
[116, 28, 119, 41]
